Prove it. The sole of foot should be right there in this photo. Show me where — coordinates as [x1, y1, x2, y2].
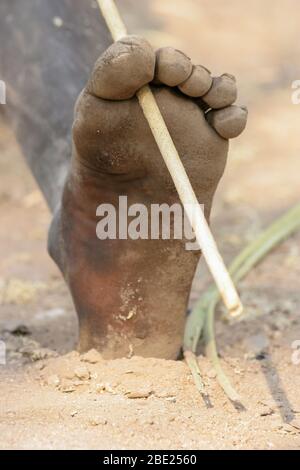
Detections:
[48, 36, 247, 360]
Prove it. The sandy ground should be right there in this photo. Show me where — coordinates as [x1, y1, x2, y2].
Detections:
[0, 0, 300, 450]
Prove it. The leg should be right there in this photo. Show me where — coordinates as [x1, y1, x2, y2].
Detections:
[0, 0, 111, 211]
[1, 2, 247, 359]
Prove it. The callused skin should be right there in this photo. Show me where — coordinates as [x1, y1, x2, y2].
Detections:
[48, 36, 247, 360]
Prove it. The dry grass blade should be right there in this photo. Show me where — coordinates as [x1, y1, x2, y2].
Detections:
[184, 203, 300, 403]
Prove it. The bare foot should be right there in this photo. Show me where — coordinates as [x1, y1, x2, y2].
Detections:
[48, 36, 247, 359]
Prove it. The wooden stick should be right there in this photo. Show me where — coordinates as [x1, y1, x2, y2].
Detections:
[96, 0, 243, 317]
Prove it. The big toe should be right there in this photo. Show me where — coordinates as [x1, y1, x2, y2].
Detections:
[87, 35, 155, 100]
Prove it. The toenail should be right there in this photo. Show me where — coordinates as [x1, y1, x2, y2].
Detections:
[222, 73, 236, 82]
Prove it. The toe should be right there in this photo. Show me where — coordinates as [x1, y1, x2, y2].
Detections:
[202, 73, 237, 109]
[154, 47, 193, 87]
[207, 105, 248, 139]
[178, 65, 212, 97]
[87, 35, 155, 100]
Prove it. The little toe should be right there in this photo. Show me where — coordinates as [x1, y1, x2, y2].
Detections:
[178, 65, 212, 97]
[207, 105, 248, 139]
[154, 47, 193, 87]
[87, 35, 155, 100]
[202, 73, 237, 109]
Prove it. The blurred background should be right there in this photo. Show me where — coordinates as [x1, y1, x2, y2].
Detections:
[0, 0, 299, 355]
